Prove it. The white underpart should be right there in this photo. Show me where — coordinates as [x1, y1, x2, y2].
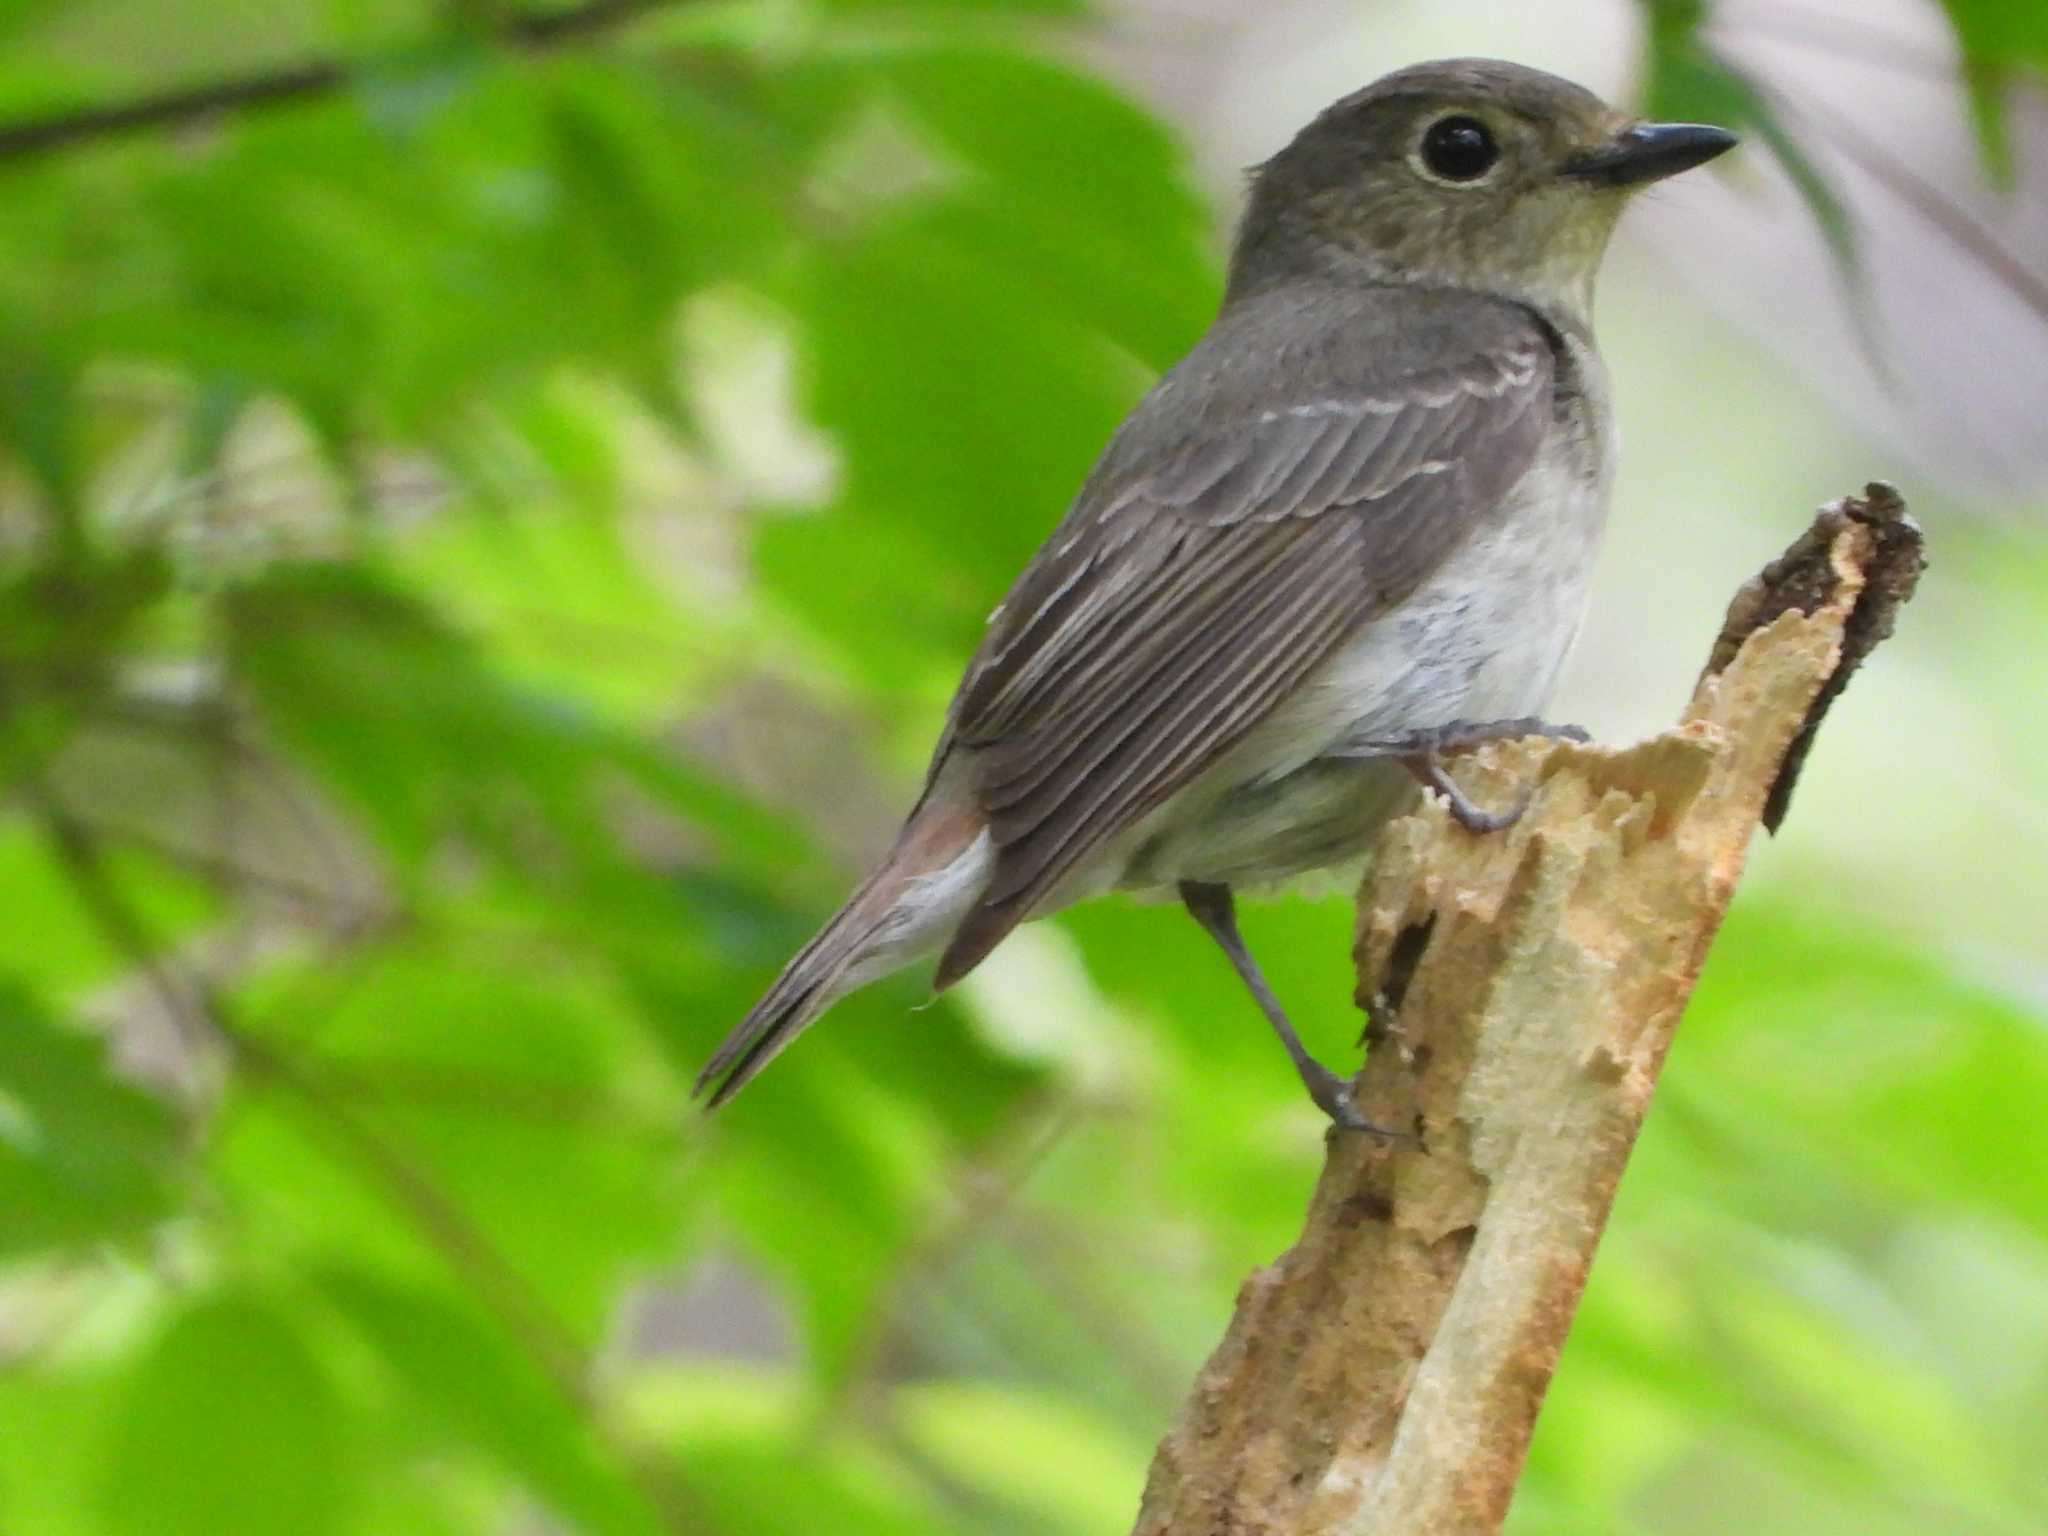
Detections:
[1254, 449, 1610, 771]
[841, 829, 994, 989]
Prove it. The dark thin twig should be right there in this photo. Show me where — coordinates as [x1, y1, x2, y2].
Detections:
[0, 0, 673, 163]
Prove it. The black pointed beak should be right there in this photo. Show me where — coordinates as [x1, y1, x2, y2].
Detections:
[1561, 122, 1738, 187]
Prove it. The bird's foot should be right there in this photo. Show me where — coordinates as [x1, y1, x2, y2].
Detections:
[1347, 717, 1587, 835]
[1302, 1059, 1409, 1140]
[1179, 880, 1406, 1138]
[1414, 754, 1531, 834]
[1407, 716, 1590, 753]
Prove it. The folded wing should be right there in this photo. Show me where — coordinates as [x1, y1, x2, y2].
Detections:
[930, 290, 1557, 986]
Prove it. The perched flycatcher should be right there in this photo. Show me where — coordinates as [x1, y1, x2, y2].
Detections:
[698, 59, 1737, 1126]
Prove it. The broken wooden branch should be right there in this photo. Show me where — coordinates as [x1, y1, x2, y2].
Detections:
[1133, 483, 1925, 1536]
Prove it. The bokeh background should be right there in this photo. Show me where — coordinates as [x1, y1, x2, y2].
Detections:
[2, 1, 2044, 1532]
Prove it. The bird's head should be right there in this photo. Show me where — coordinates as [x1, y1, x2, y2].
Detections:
[1228, 59, 1737, 318]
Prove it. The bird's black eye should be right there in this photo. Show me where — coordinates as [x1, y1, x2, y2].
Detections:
[1420, 115, 1499, 182]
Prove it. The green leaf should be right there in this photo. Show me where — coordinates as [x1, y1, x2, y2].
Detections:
[816, 0, 1083, 14]
[1934, 0, 2048, 179]
[0, 824, 215, 997]
[315, 1265, 674, 1536]
[708, 1021, 953, 1385]
[1656, 900, 2048, 1233]
[95, 1292, 355, 1536]
[223, 561, 789, 882]
[616, 1368, 964, 1536]
[391, 487, 708, 721]
[869, 45, 1219, 370]
[0, 0, 73, 47]
[749, 47, 1219, 713]
[217, 933, 689, 1331]
[0, 327, 84, 522]
[894, 1379, 1149, 1531]
[760, 210, 1152, 704]
[1552, 1214, 2046, 1536]
[0, 979, 180, 1257]
[0, 547, 173, 758]
[683, 1444, 960, 1536]
[0, 1368, 105, 1536]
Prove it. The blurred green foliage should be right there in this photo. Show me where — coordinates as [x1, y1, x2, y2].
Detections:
[0, 3, 2044, 1534]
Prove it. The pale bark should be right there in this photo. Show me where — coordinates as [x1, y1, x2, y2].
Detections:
[1132, 484, 1925, 1536]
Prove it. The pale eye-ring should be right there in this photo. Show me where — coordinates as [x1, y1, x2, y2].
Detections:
[1418, 115, 1500, 182]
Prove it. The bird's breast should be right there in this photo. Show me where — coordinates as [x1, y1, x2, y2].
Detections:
[1233, 436, 1613, 782]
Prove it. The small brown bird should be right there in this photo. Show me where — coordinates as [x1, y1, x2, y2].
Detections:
[697, 59, 1735, 1125]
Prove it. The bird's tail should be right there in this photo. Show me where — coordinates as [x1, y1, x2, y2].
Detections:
[693, 800, 987, 1110]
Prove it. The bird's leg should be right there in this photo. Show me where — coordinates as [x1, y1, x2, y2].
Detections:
[1178, 880, 1402, 1137]
[1340, 717, 1589, 835]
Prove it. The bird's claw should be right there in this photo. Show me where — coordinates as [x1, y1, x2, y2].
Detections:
[1345, 716, 1587, 835]
[1304, 1062, 1408, 1140]
[1425, 770, 1534, 834]
[1419, 716, 1590, 752]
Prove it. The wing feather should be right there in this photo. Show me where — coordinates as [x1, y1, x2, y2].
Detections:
[978, 530, 1367, 908]
[929, 289, 1557, 986]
